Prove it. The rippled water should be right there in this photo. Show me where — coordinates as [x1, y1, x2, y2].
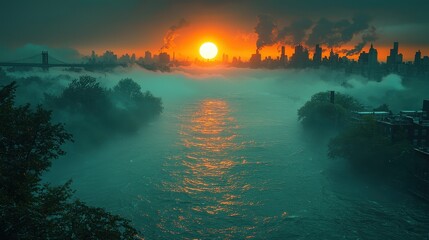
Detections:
[46, 76, 429, 239]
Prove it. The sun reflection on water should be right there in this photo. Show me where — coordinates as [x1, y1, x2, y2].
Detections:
[159, 99, 258, 238]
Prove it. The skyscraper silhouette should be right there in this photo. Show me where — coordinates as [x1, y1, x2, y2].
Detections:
[313, 44, 322, 65]
[144, 51, 152, 63]
[249, 49, 262, 67]
[290, 45, 309, 68]
[368, 44, 378, 66]
[414, 50, 422, 65]
[387, 42, 403, 65]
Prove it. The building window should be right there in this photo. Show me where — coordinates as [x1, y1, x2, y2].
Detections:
[414, 129, 419, 136]
[413, 139, 418, 146]
[422, 129, 427, 136]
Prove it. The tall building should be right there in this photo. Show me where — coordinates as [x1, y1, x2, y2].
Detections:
[222, 53, 229, 64]
[279, 46, 287, 66]
[280, 46, 286, 61]
[290, 44, 309, 68]
[249, 49, 262, 67]
[368, 44, 378, 66]
[387, 42, 403, 65]
[144, 51, 152, 63]
[358, 51, 369, 64]
[313, 44, 322, 64]
[329, 49, 339, 63]
[414, 50, 422, 65]
[158, 52, 170, 65]
[422, 56, 429, 66]
[152, 54, 159, 62]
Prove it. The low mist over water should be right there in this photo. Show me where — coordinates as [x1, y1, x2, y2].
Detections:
[2, 1, 429, 239]
[33, 67, 429, 239]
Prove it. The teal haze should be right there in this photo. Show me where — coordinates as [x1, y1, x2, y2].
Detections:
[43, 67, 429, 239]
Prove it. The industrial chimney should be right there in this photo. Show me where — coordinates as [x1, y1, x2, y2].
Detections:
[330, 91, 335, 104]
[423, 99, 429, 120]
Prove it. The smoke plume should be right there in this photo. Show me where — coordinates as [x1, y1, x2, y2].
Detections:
[255, 15, 278, 51]
[346, 26, 378, 56]
[254, 14, 377, 54]
[306, 14, 372, 47]
[278, 18, 313, 45]
[160, 18, 189, 52]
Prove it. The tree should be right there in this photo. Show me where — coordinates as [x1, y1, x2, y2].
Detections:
[328, 117, 413, 177]
[45, 76, 163, 141]
[112, 78, 163, 116]
[0, 82, 140, 239]
[298, 91, 363, 127]
[45, 75, 113, 116]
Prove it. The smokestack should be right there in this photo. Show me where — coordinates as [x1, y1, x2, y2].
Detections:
[423, 99, 429, 120]
[330, 91, 335, 104]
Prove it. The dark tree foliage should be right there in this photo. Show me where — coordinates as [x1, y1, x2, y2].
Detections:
[112, 78, 163, 117]
[298, 91, 363, 127]
[328, 118, 413, 177]
[0, 82, 140, 239]
[45, 75, 163, 142]
[49, 75, 112, 115]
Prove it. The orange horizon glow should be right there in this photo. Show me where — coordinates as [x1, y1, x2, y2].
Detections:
[79, 44, 424, 63]
[76, 19, 426, 63]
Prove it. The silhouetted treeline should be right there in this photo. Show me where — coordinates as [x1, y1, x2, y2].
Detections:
[45, 76, 163, 145]
[0, 82, 140, 239]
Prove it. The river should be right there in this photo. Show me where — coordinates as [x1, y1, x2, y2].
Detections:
[45, 68, 429, 239]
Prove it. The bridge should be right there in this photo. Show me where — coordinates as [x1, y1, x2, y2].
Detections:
[0, 51, 125, 69]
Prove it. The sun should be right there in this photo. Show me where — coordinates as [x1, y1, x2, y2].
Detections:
[199, 42, 218, 60]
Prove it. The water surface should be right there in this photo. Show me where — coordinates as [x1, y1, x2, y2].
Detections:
[46, 73, 429, 239]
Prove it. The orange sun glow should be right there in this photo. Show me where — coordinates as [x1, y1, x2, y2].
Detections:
[199, 42, 218, 60]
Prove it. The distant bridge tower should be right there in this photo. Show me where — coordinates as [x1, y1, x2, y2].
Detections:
[42, 51, 49, 70]
[42, 51, 49, 65]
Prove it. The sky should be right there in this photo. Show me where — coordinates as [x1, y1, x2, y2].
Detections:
[1, 0, 428, 61]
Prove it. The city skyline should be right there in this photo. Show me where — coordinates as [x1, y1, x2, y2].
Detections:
[1, 39, 427, 65]
[69, 41, 429, 67]
[94, 41, 427, 63]
[1, 0, 429, 62]
[2, 40, 426, 83]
